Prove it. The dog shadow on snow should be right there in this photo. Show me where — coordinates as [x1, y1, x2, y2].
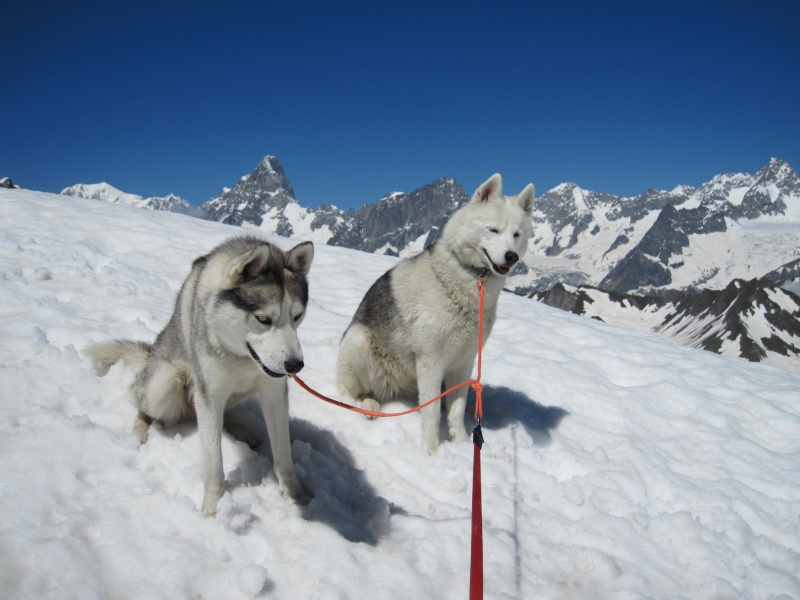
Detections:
[463, 384, 569, 446]
[225, 401, 388, 546]
[225, 385, 567, 546]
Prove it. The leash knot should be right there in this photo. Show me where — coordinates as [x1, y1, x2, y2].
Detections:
[470, 380, 484, 422]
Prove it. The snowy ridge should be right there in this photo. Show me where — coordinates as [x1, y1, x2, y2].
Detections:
[533, 280, 800, 373]
[1, 187, 799, 599]
[62, 182, 193, 213]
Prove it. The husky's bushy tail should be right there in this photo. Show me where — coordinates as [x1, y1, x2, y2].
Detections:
[85, 340, 153, 376]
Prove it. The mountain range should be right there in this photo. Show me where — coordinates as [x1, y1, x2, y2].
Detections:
[58, 156, 800, 372]
[61, 182, 199, 215]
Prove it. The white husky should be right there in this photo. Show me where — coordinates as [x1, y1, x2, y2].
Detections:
[336, 174, 534, 452]
[87, 236, 314, 516]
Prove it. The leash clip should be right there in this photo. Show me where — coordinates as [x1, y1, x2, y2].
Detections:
[472, 418, 484, 449]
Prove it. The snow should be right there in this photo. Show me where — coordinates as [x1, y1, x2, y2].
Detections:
[2, 188, 800, 599]
[281, 203, 334, 244]
[396, 231, 430, 259]
[61, 182, 148, 207]
[666, 217, 800, 292]
[727, 186, 750, 207]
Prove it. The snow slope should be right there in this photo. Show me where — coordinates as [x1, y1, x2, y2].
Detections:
[1, 188, 799, 599]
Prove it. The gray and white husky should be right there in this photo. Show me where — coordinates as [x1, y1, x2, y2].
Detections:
[336, 174, 534, 452]
[87, 236, 314, 516]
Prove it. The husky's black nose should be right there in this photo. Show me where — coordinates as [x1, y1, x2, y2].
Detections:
[505, 251, 519, 266]
[284, 358, 304, 374]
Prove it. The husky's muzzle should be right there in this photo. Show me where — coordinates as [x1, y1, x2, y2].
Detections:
[246, 343, 304, 378]
[483, 249, 519, 275]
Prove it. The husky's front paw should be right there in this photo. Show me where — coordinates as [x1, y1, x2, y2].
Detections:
[423, 439, 440, 454]
[281, 482, 313, 506]
[361, 397, 381, 420]
[202, 493, 222, 518]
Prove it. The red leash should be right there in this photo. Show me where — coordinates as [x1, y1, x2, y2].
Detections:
[470, 281, 485, 600]
[470, 417, 484, 599]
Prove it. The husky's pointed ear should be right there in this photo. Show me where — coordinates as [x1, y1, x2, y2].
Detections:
[516, 183, 535, 215]
[472, 173, 503, 204]
[286, 241, 314, 277]
[226, 245, 271, 286]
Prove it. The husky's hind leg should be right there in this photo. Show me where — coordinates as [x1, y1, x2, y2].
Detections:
[131, 359, 192, 441]
[132, 411, 153, 444]
[336, 325, 382, 418]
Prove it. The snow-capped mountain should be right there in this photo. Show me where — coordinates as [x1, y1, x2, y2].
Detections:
[196, 156, 469, 255]
[532, 278, 800, 374]
[512, 157, 800, 295]
[65, 157, 799, 299]
[200, 156, 305, 232]
[197, 156, 349, 245]
[326, 177, 469, 257]
[61, 182, 193, 214]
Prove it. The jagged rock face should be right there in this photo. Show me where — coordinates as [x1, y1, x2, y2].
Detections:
[532, 282, 595, 314]
[765, 257, 800, 293]
[328, 178, 468, 255]
[532, 278, 800, 372]
[309, 204, 350, 237]
[734, 159, 800, 219]
[534, 185, 686, 258]
[200, 156, 297, 227]
[599, 205, 727, 292]
[660, 278, 800, 362]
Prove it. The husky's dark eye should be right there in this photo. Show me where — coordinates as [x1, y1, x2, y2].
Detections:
[256, 315, 273, 326]
[293, 312, 304, 322]
[487, 227, 498, 234]
[513, 231, 521, 238]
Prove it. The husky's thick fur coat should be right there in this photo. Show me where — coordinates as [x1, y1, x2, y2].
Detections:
[336, 174, 534, 452]
[87, 236, 314, 516]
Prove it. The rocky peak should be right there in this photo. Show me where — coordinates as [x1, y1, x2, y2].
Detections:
[735, 158, 800, 220]
[328, 177, 469, 255]
[200, 156, 297, 226]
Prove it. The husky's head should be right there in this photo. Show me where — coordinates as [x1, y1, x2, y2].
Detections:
[213, 239, 314, 377]
[444, 173, 534, 277]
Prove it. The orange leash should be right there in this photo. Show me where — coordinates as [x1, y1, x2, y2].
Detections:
[290, 277, 487, 420]
[290, 373, 481, 418]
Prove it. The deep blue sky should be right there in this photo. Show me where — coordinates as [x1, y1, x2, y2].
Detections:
[2, 1, 799, 210]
